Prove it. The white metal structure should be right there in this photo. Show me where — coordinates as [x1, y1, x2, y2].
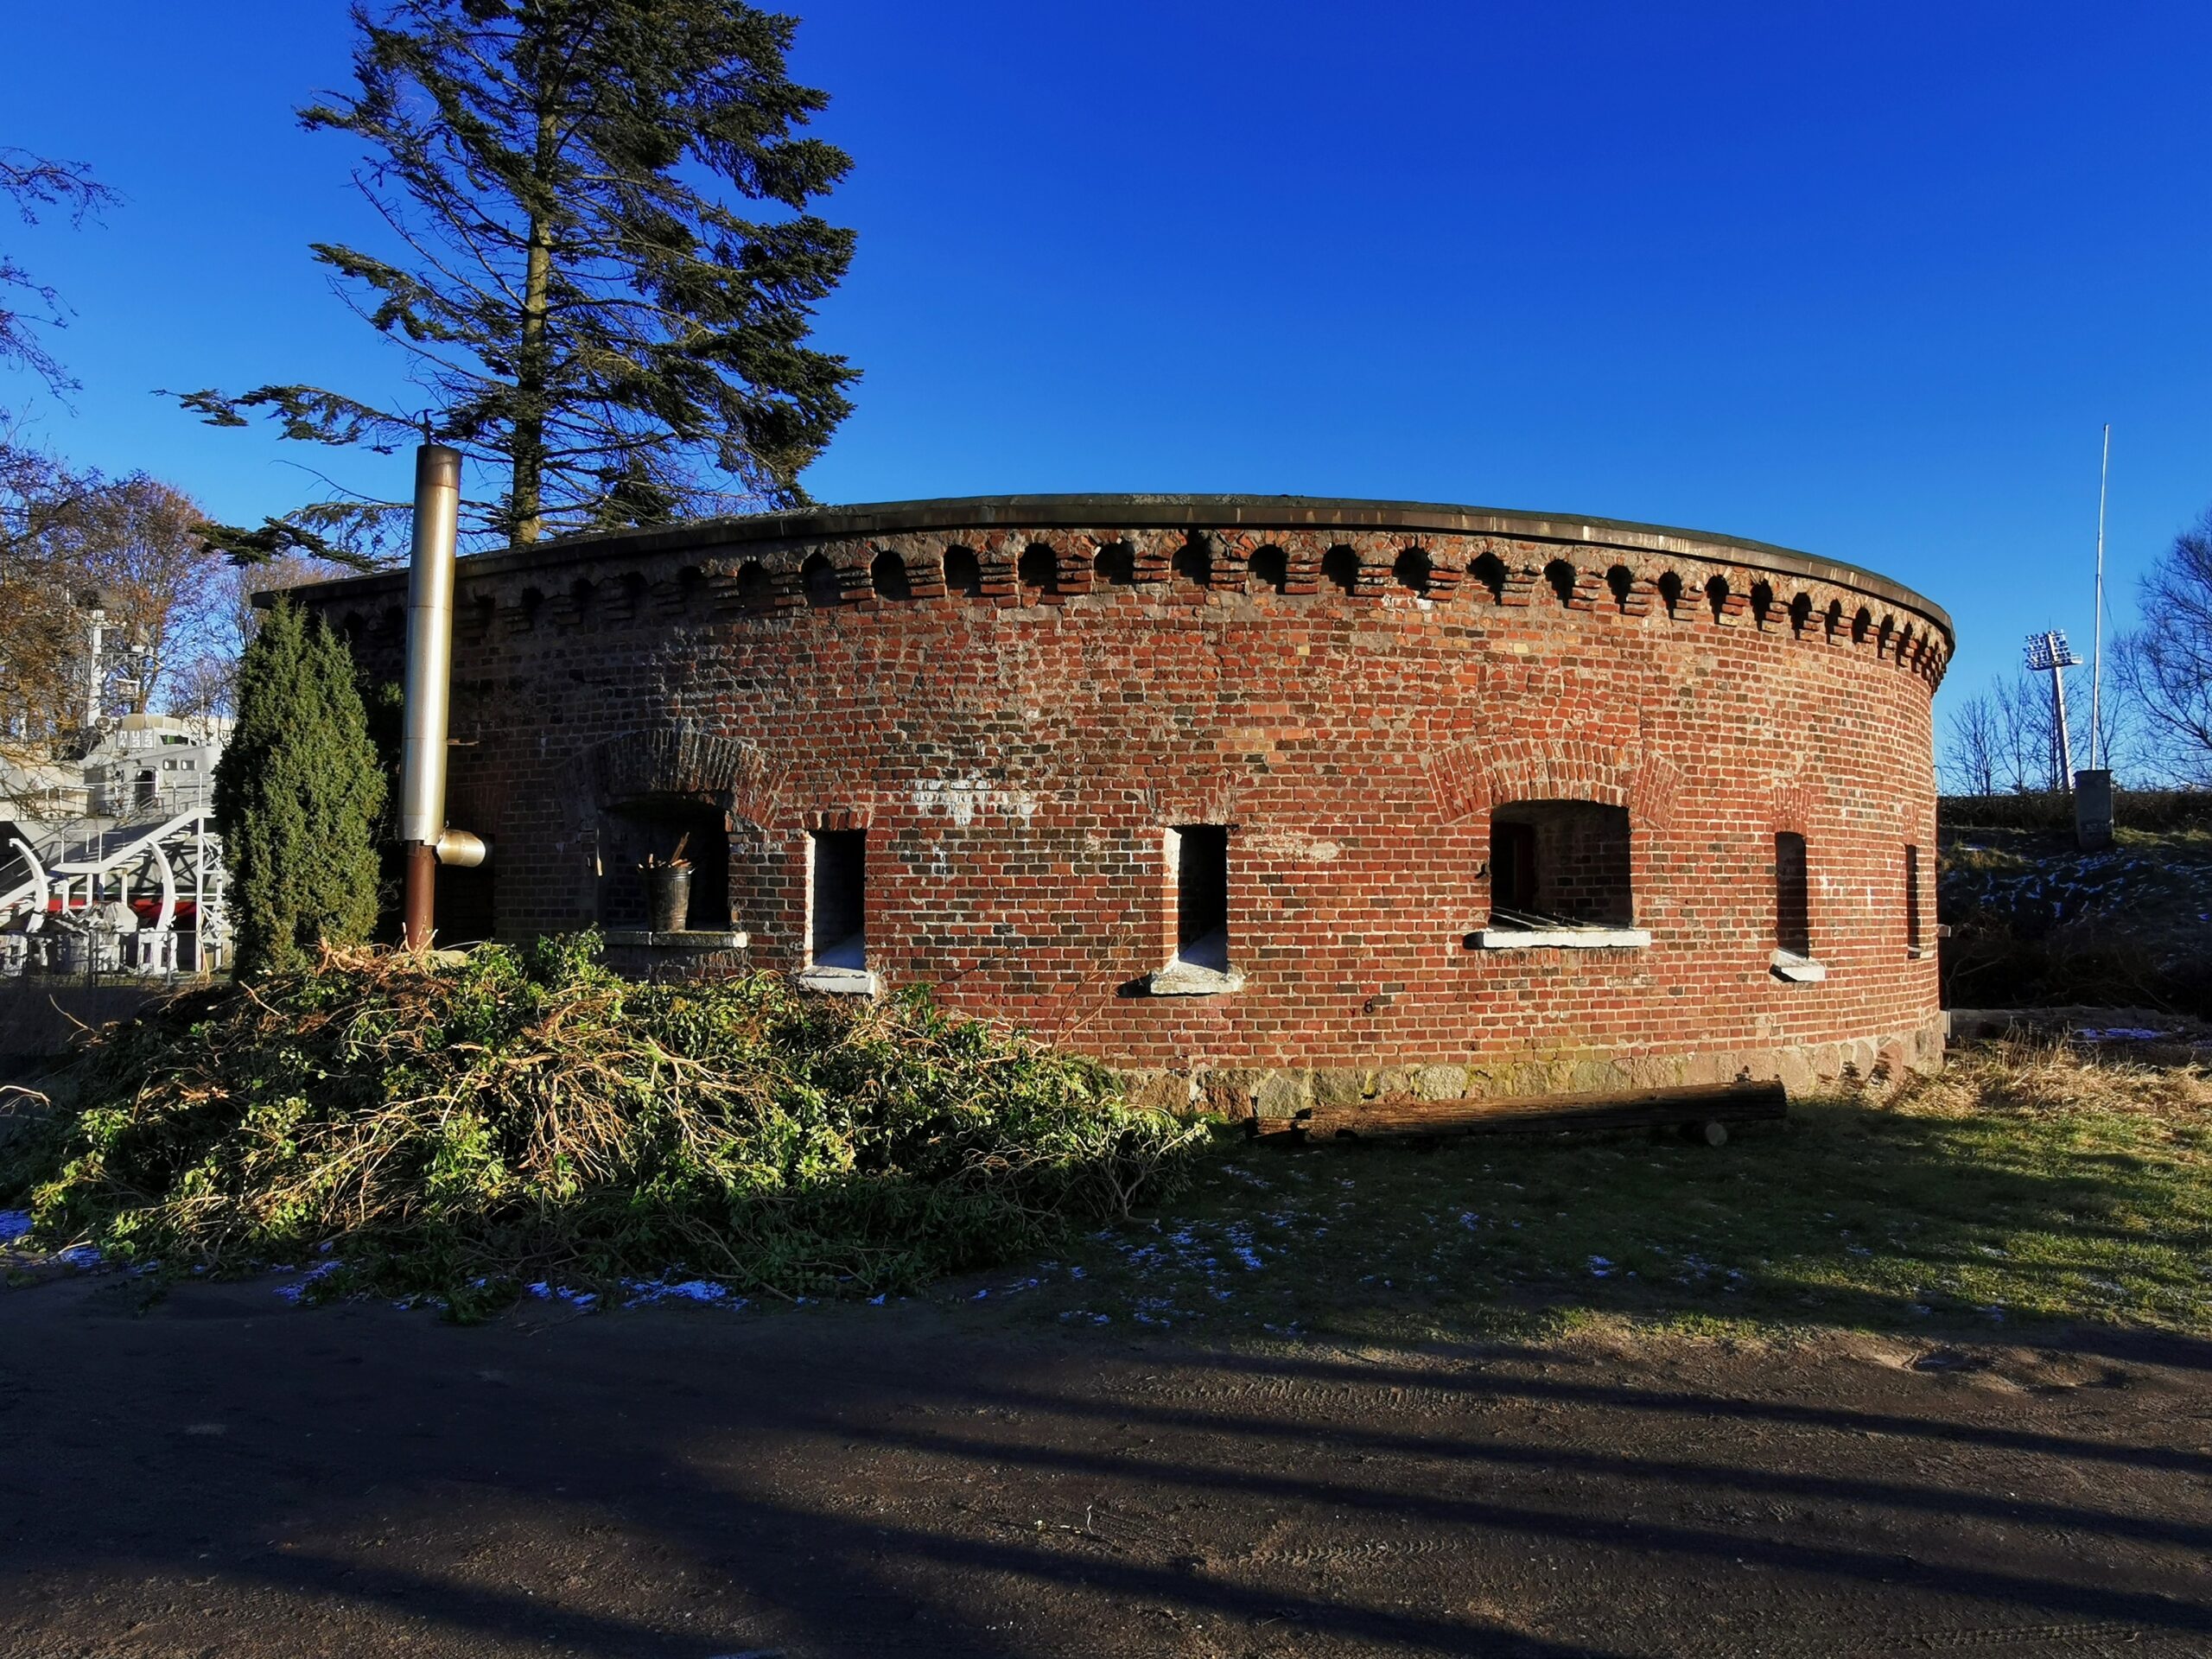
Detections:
[0, 799, 228, 978]
[2024, 629, 2083, 792]
[2, 713, 232, 979]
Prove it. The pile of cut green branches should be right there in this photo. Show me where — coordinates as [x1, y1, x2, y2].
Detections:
[0, 936, 1202, 1311]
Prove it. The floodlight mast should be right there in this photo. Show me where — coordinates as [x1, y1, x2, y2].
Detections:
[2024, 629, 2082, 791]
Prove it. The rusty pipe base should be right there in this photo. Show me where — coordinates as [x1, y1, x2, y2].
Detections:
[402, 840, 437, 951]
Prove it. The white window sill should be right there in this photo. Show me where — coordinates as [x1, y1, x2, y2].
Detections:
[1146, 959, 1246, 995]
[798, 965, 880, 996]
[1770, 949, 1828, 983]
[1467, 927, 1649, 950]
[604, 930, 748, 950]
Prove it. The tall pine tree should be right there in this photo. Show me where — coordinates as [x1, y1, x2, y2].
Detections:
[175, 1, 856, 563]
[213, 602, 384, 976]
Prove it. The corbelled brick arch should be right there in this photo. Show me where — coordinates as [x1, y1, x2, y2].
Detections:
[299, 494, 1953, 1117]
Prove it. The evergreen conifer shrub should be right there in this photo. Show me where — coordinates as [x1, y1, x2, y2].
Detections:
[213, 602, 384, 976]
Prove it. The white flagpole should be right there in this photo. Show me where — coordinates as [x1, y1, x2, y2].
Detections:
[2089, 423, 2110, 771]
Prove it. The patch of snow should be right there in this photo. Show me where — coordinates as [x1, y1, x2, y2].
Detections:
[0, 1210, 31, 1244]
[621, 1277, 744, 1310]
[1587, 1255, 1614, 1278]
[274, 1259, 346, 1303]
[2075, 1027, 2171, 1042]
[54, 1243, 101, 1268]
[524, 1281, 599, 1310]
[1458, 1211, 1481, 1230]
[1231, 1246, 1264, 1271]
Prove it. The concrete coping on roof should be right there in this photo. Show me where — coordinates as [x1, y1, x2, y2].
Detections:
[279, 493, 1955, 644]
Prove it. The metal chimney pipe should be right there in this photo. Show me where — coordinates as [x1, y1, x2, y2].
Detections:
[399, 443, 462, 950]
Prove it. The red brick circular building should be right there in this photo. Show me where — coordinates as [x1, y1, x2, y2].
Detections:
[303, 495, 1952, 1119]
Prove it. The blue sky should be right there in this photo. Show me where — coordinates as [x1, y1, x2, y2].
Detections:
[4, 2, 2209, 711]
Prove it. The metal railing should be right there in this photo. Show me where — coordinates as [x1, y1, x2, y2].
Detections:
[0, 919, 219, 985]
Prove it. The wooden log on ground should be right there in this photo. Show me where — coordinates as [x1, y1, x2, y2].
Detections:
[1264, 1080, 1788, 1142]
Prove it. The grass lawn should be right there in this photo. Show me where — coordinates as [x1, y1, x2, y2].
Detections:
[1020, 1041, 2212, 1344]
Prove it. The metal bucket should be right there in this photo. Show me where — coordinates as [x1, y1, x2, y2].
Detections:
[644, 867, 692, 934]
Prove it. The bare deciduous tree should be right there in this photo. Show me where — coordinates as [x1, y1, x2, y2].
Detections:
[1939, 666, 2115, 797]
[2115, 512, 2212, 787]
[1942, 690, 2002, 795]
[42, 475, 226, 715]
[1989, 671, 2057, 793]
[1, 146, 119, 397]
[151, 552, 362, 726]
[0, 430, 225, 768]
[1, 436, 99, 766]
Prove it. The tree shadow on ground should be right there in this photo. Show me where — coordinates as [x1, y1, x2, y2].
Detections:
[3, 1271, 2210, 1657]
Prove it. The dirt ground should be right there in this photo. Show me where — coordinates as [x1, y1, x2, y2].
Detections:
[1, 1275, 2208, 1658]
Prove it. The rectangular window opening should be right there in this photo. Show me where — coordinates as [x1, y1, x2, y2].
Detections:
[1484, 801, 1632, 931]
[1905, 842, 1922, 951]
[1775, 831, 1810, 958]
[1471, 801, 1643, 949]
[1173, 824, 1230, 971]
[597, 798, 729, 933]
[810, 830, 867, 969]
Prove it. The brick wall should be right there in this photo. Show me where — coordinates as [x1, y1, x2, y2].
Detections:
[303, 498, 1953, 1116]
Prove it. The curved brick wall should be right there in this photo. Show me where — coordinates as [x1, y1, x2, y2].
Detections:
[301, 495, 1953, 1116]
